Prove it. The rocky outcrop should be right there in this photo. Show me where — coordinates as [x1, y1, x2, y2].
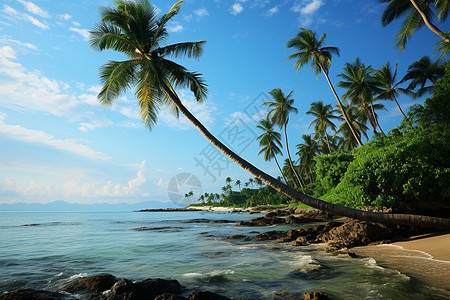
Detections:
[236, 216, 285, 226]
[0, 289, 72, 300]
[60, 274, 117, 294]
[319, 220, 393, 249]
[303, 291, 330, 300]
[1, 275, 231, 300]
[182, 219, 235, 224]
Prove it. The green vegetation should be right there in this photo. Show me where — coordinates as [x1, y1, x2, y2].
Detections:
[92, 0, 450, 227]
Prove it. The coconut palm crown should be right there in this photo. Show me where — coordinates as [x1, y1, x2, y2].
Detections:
[89, 0, 207, 130]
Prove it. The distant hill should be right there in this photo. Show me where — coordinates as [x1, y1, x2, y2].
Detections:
[0, 200, 179, 211]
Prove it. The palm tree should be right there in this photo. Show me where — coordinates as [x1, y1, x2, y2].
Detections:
[373, 62, 417, 118]
[336, 105, 369, 151]
[256, 119, 288, 183]
[338, 57, 385, 135]
[379, 0, 449, 50]
[90, 0, 450, 229]
[235, 179, 241, 191]
[306, 100, 339, 154]
[296, 134, 320, 183]
[264, 88, 305, 192]
[286, 28, 363, 146]
[401, 56, 446, 96]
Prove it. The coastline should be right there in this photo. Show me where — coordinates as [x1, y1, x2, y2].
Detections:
[189, 206, 450, 296]
[351, 233, 450, 297]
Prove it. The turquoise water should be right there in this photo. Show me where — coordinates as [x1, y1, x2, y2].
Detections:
[0, 211, 443, 299]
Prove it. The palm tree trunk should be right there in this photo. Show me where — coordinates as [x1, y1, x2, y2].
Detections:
[274, 156, 288, 185]
[319, 64, 363, 147]
[370, 104, 385, 135]
[409, 0, 449, 42]
[393, 95, 407, 118]
[284, 124, 305, 192]
[161, 82, 450, 229]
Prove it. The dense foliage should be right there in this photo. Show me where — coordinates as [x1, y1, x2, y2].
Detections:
[313, 65, 450, 215]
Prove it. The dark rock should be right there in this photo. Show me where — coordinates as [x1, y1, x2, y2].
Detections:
[236, 216, 284, 227]
[154, 293, 186, 300]
[319, 220, 393, 249]
[105, 278, 185, 300]
[285, 215, 317, 224]
[289, 264, 336, 280]
[61, 274, 117, 294]
[133, 227, 184, 231]
[347, 252, 358, 258]
[0, 289, 71, 300]
[182, 219, 234, 224]
[253, 231, 285, 241]
[228, 235, 248, 240]
[303, 291, 330, 300]
[188, 291, 230, 300]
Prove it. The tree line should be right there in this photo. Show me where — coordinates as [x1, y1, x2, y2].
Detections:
[90, 0, 450, 228]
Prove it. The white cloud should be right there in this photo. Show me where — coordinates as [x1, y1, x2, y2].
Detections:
[266, 6, 278, 16]
[167, 23, 183, 33]
[25, 14, 49, 30]
[0, 117, 111, 160]
[194, 8, 209, 17]
[58, 13, 72, 20]
[69, 27, 90, 40]
[0, 46, 16, 59]
[292, 0, 324, 27]
[72, 21, 81, 26]
[2, 5, 18, 17]
[231, 3, 244, 15]
[2, 38, 37, 50]
[2, 4, 49, 30]
[18, 0, 50, 18]
[0, 57, 79, 116]
[300, 0, 323, 15]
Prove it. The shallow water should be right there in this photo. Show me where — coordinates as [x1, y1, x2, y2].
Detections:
[0, 211, 444, 299]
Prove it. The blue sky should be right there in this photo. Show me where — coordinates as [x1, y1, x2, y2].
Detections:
[0, 0, 447, 206]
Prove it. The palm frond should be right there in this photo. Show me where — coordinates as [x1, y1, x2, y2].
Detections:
[156, 41, 206, 59]
[98, 59, 138, 106]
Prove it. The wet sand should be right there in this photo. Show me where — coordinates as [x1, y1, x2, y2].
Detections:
[352, 233, 450, 298]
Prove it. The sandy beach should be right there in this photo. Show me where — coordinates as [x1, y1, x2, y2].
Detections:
[353, 233, 450, 297]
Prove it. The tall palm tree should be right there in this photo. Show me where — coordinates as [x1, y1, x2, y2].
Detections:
[264, 88, 305, 192]
[296, 134, 320, 183]
[401, 56, 446, 96]
[306, 100, 339, 154]
[336, 106, 369, 151]
[379, 0, 449, 50]
[373, 62, 416, 118]
[256, 119, 288, 183]
[338, 57, 385, 135]
[286, 28, 363, 146]
[90, 0, 450, 229]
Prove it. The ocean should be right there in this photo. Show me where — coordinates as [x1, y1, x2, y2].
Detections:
[0, 211, 444, 299]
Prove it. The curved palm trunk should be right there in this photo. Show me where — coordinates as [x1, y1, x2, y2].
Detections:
[162, 83, 450, 229]
[319, 64, 363, 147]
[284, 124, 306, 192]
[409, 0, 449, 42]
[370, 104, 385, 135]
[274, 156, 288, 185]
[393, 95, 407, 118]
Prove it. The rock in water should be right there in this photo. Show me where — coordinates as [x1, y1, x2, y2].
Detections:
[188, 290, 230, 300]
[303, 291, 330, 300]
[61, 274, 117, 294]
[0, 289, 71, 300]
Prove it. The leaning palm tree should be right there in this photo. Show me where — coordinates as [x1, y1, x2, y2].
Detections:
[401, 56, 446, 96]
[379, 0, 449, 51]
[286, 28, 363, 146]
[373, 62, 417, 118]
[296, 134, 320, 183]
[338, 57, 385, 135]
[264, 88, 305, 192]
[256, 119, 288, 184]
[306, 100, 339, 154]
[90, 0, 450, 229]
